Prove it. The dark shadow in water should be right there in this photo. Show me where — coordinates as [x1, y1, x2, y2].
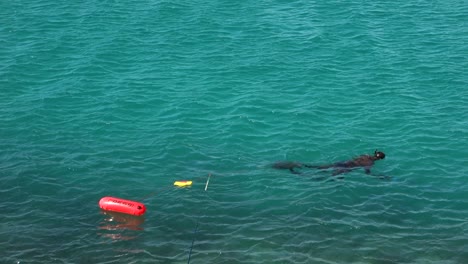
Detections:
[292, 168, 393, 182]
[97, 210, 145, 241]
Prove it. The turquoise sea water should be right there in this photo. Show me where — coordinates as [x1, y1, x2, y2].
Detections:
[1, 1, 468, 263]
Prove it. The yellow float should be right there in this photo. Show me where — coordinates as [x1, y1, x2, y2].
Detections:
[174, 180, 193, 187]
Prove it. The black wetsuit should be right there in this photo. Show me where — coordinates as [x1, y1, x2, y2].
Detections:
[273, 152, 385, 176]
[312, 154, 378, 175]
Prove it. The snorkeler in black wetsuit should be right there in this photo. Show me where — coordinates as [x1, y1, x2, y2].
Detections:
[273, 150, 386, 176]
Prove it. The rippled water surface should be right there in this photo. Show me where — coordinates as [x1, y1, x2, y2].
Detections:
[1, 1, 467, 263]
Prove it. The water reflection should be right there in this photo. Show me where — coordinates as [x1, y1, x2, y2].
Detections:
[98, 210, 145, 241]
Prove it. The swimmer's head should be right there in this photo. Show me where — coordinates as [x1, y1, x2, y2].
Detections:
[374, 150, 385, 160]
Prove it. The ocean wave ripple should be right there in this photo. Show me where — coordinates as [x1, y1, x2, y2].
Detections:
[1, 0, 468, 263]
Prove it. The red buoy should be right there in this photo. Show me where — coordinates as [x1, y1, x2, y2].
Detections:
[99, 196, 146, 216]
